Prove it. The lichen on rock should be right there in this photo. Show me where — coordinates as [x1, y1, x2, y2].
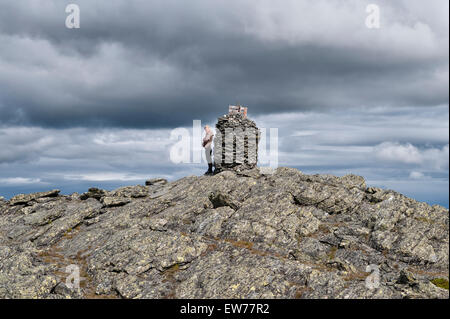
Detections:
[0, 167, 448, 299]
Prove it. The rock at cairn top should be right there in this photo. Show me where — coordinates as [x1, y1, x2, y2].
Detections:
[213, 106, 260, 174]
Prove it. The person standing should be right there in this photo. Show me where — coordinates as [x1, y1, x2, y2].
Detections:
[202, 125, 214, 175]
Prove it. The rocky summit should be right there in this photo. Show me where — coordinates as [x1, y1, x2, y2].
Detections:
[0, 167, 448, 299]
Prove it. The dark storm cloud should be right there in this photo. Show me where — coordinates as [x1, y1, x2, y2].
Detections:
[0, 0, 448, 128]
[0, 0, 448, 207]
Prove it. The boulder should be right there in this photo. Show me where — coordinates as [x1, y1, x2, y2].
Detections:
[145, 178, 168, 186]
[80, 188, 106, 200]
[9, 189, 60, 206]
[101, 196, 131, 207]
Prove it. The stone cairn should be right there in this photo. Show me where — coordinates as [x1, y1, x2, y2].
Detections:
[213, 106, 260, 173]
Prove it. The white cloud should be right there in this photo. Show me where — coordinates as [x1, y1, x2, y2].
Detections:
[291, 130, 320, 137]
[374, 142, 422, 164]
[409, 171, 425, 179]
[374, 142, 449, 169]
[240, 0, 448, 61]
[0, 177, 42, 185]
[63, 172, 150, 182]
[0, 126, 173, 165]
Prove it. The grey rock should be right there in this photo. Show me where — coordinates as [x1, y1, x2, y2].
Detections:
[9, 189, 60, 206]
[101, 197, 131, 207]
[396, 270, 416, 285]
[110, 185, 149, 198]
[0, 168, 448, 299]
[145, 178, 168, 186]
[80, 188, 106, 200]
[208, 191, 239, 210]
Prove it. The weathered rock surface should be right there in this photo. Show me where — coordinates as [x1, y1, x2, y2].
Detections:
[145, 178, 168, 186]
[0, 167, 448, 299]
[9, 189, 60, 206]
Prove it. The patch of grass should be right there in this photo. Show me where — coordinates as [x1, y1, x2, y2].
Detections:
[166, 263, 180, 274]
[62, 224, 82, 239]
[162, 291, 177, 299]
[327, 246, 338, 260]
[223, 238, 283, 258]
[407, 267, 449, 278]
[200, 243, 218, 257]
[343, 270, 370, 282]
[37, 233, 118, 299]
[162, 263, 182, 282]
[294, 286, 311, 299]
[430, 278, 449, 290]
[182, 218, 192, 225]
[363, 233, 370, 242]
[232, 240, 254, 250]
[301, 260, 337, 273]
[318, 224, 330, 233]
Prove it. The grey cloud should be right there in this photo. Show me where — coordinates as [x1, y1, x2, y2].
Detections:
[0, 0, 448, 128]
[255, 104, 448, 189]
[255, 104, 449, 148]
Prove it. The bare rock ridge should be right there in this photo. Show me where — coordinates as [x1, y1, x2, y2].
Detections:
[0, 167, 448, 299]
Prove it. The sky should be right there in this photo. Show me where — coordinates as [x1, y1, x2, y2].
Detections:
[0, 0, 448, 207]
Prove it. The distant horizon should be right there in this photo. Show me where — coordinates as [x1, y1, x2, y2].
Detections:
[1, 166, 448, 209]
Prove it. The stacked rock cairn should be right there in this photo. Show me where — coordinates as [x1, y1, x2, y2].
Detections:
[213, 111, 260, 173]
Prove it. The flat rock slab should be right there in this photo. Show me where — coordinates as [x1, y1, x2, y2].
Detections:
[145, 178, 168, 186]
[9, 189, 60, 206]
[101, 197, 131, 207]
